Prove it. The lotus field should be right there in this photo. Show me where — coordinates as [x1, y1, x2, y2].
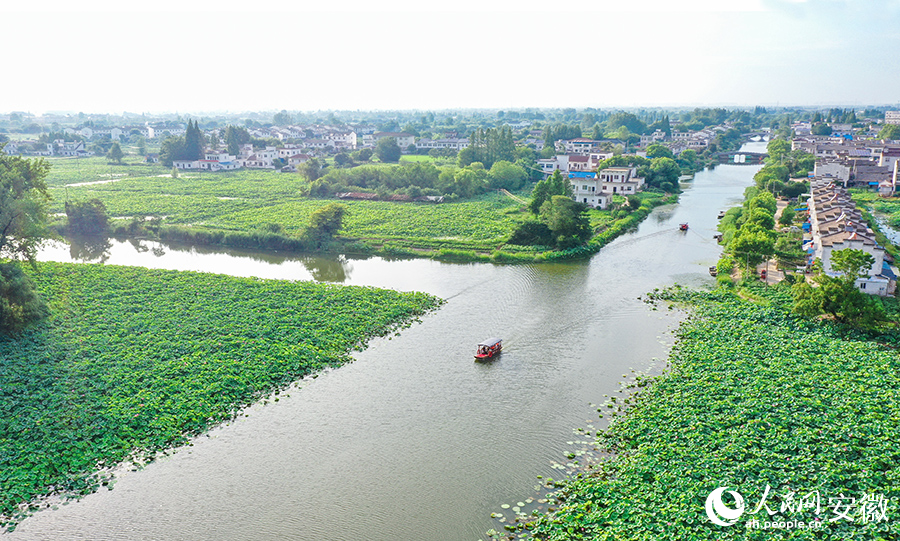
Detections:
[0, 262, 441, 530]
[527, 284, 900, 540]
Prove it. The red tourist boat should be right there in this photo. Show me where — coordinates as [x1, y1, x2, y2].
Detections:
[679, 223, 689, 231]
[474, 338, 502, 360]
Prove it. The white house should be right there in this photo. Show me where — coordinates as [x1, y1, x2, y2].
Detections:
[363, 132, 415, 149]
[323, 131, 357, 150]
[568, 173, 612, 209]
[415, 138, 469, 152]
[598, 167, 644, 195]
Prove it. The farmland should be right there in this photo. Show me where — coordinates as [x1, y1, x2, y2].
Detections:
[526, 283, 900, 540]
[0, 262, 441, 530]
[43, 157, 669, 258]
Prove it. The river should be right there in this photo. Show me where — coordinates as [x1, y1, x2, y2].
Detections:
[11, 143, 764, 541]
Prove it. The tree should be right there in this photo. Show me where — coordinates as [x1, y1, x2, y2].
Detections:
[626, 194, 642, 211]
[183, 120, 203, 161]
[65, 198, 109, 236]
[488, 160, 527, 191]
[298, 158, 322, 182]
[830, 248, 875, 281]
[779, 206, 796, 226]
[375, 137, 401, 163]
[645, 144, 674, 160]
[0, 263, 50, 333]
[334, 153, 352, 167]
[878, 124, 900, 140]
[0, 154, 51, 332]
[273, 110, 293, 126]
[649, 157, 680, 190]
[539, 195, 591, 248]
[0, 154, 50, 264]
[507, 220, 554, 246]
[106, 142, 124, 164]
[225, 125, 250, 156]
[730, 229, 775, 268]
[811, 123, 832, 136]
[305, 203, 346, 246]
[529, 170, 571, 215]
[136, 136, 147, 156]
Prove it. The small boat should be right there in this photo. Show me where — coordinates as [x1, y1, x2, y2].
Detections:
[717, 210, 726, 219]
[474, 338, 502, 360]
[713, 233, 724, 242]
[679, 223, 689, 231]
[709, 266, 718, 277]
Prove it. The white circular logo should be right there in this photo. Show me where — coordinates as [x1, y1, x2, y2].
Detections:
[705, 487, 745, 526]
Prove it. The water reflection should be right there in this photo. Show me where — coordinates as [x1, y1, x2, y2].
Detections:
[68, 235, 112, 263]
[299, 255, 351, 282]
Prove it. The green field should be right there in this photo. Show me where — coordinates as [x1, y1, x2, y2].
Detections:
[41, 157, 669, 258]
[0, 262, 441, 530]
[526, 284, 900, 540]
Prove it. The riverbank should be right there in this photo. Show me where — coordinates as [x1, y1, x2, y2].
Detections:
[0, 262, 441, 532]
[523, 283, 900, 540]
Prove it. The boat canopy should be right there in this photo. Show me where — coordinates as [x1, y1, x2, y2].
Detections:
[478, 338, 502, 347]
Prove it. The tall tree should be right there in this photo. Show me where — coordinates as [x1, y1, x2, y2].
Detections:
[106, 142, 124, 164]
[375, 137, 401, 163]
[183, 120, 203, 161]
[225, 125, 250, 156]
[0, 154, 51, 332]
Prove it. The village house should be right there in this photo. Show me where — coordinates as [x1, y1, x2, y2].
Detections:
[322, 130, 357, 150]
[805, 177, 897, 296]
[362, 132, 415, 149]
[568, 172, 612, 209]
[597, 167, 645, 195]
[415, 138, 469, 152]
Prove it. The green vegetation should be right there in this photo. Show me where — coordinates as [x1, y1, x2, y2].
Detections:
[0, 262, 441, 530]
[65, 198, 109, 236]
[159, 120, 204, 166]
[717, 187, 777, 276]
[0, 153, 51, 332]
[791, 250, 889, 327]
[375, 136, 401, 163]
[753, 139, 813, 198]
[526, 284, 900, 540]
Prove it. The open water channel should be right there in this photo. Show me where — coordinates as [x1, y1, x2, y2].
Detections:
[11, 143, 765, 540]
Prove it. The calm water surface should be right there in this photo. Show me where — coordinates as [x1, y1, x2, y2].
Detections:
[12, 145, 764, 541]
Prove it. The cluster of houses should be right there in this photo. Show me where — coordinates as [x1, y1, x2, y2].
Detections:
[172, 144, 311, 172]
[797, 135, 900, 197]
[803, 177, 897, 296]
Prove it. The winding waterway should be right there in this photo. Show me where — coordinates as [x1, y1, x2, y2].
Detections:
[12, 143, 765, 541]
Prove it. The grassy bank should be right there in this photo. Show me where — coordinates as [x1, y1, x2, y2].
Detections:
[524, 283, 900, 540]
[0, 262, 441, 531]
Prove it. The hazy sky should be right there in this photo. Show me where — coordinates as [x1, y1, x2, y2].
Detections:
[3, 0, 899, 114]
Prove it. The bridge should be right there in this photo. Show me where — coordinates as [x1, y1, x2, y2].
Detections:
[741, 132, 771, 142]
[717, 151, 767, 165]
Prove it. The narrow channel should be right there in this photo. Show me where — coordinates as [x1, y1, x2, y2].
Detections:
[12, 143, 764, 541]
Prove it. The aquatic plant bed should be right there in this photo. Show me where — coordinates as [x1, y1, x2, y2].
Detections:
[0, 262, 441, 530]
[526, 284, 900, 540]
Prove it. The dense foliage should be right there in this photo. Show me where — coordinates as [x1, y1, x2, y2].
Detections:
[65, 198, 109, 236]
[527, 285, 900, 540]
[0, 263, 441, 530]
[0, 154, 51, 263]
